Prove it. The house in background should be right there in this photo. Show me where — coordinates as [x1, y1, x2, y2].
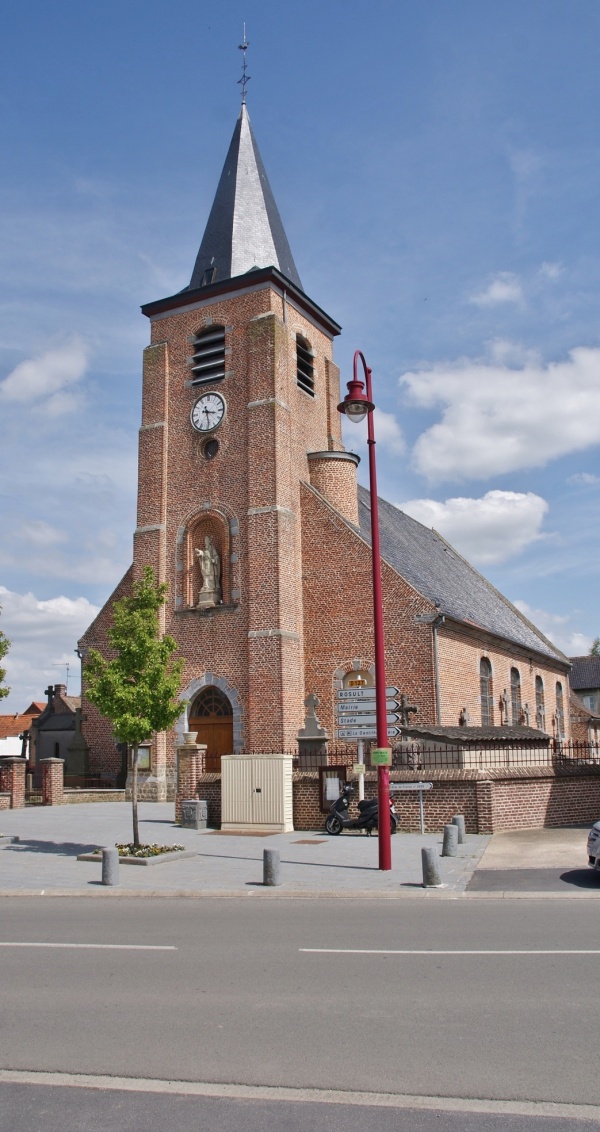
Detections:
[0, 701, 44, 758]
[569, 656, 600, 715]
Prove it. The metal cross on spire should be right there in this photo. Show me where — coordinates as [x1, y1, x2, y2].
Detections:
[238, 25, 251, 104]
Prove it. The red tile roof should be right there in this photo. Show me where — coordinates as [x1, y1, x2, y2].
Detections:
[0, 712, 39, 740]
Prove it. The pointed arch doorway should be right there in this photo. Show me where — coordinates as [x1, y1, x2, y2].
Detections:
[189, 686, 234, 772]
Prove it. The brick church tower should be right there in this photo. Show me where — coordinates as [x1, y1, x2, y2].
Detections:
[81, 90, 571, 802]
[80, 100, 359, 797]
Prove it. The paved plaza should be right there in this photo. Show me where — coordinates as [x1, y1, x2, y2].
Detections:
[0, 802, 596, 897]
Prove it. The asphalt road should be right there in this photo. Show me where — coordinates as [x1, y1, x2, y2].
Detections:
[0, 1081, 597, 1132]
[1, 897, 600, 1122]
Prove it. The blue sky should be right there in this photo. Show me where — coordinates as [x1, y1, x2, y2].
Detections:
[1, 0, 599, 710]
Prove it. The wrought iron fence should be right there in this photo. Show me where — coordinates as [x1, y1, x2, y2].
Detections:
[238, 742, 600, 772]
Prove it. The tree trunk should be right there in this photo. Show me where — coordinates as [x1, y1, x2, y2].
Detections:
[131, 743, 140, 847]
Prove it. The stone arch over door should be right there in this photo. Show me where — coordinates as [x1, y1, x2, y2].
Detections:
[177, 673, 244, 761]
[189, 687, 233, 772]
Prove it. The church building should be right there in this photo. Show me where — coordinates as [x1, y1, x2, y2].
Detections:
[79, 95, 571, 800]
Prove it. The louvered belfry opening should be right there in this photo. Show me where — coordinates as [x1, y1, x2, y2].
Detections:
[296, 334, 315, 396]
[191, 326, 226, 385]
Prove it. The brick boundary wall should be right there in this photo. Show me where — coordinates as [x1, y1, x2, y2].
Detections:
[0, 758, 26, 809]
[174, 765, 600, 833]
[0, 794, 11, 810]
[63, 790, 126, 804]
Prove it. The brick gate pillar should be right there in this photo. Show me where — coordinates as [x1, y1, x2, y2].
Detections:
[175, 744, 206, 824]
[41, 758, 65, 806]
[0, 758, 26, 809]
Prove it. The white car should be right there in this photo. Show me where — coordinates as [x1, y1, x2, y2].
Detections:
[587, 822, 600, 867]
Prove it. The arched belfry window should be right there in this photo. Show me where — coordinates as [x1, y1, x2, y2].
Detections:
[296, 334, 315, 396]
[480, 658, 493, 726]
[535, 676, 545, 730]
[510, 668, 522, 725]
[190, 326, 226, 385]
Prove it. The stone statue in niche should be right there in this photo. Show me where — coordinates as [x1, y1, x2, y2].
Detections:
[195, 535, 222, 609]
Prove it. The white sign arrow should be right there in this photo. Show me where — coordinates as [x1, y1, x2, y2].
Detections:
[335, 699, 400, 714]
[336, 713, 400, 727]
[336, 687, 399, 701]
[335, 726, 400, 739]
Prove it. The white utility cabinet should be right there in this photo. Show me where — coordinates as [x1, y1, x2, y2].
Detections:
[221, 753, 294, 832]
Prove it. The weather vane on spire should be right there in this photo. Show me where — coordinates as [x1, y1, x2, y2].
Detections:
[238, 24, 251, 104]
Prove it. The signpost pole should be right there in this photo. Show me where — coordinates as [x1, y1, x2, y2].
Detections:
[357, 739, 364, 802]
[419, 786, 425, 835]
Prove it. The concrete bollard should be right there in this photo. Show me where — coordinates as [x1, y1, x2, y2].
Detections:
[452, 814, 466, 844]
[442, 824, 458, 857]
[102, 847, 120, 886]
[421, 846, 443, 887]
[263, 848, 282, 887]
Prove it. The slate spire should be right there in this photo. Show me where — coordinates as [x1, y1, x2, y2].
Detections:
[187, 104, 303, 292]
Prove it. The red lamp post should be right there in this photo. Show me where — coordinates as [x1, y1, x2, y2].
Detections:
[337, 351, 392, 871]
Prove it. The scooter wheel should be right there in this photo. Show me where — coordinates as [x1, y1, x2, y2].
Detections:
[326, 815, 343, 835]
[390, 815, 398, 835]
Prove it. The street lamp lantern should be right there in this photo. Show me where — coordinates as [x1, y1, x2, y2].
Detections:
[337, 376, 375, 424]
[337, 350, 392, 872]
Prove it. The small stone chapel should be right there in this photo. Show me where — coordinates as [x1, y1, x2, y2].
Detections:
[79, 91, 571, 801]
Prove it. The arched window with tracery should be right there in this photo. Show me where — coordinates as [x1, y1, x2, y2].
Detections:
[510, 667, 522, 725]
[480, 658, 494, 726]
[555, 681, 565, 738]
[535, 676, 545, 730]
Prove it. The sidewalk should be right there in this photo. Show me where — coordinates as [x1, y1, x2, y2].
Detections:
[0, 803, 596, 898]
[0, 802, 488, 898]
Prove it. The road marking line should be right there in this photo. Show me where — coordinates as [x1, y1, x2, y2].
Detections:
[0, 942, 176, 951]
[0, 1069, 599, 1121]
[300, 948, 600, 955]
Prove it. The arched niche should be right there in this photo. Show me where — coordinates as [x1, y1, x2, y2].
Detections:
[176, 508, 236, 610]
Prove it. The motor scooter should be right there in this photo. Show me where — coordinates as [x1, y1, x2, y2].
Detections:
[325, 783, 398, 836]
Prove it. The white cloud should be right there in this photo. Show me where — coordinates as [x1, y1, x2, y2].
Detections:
[470, 272, 524, 307]
[0, 586, 99, 713]
[342, 407, 405, 457]
[539, 261, 563, 281]
[399, 490, 548, 565]
[0, 337, 89, 415]
[513, 600, 592, 657]
[402, 346, 600, 481]
[567, 472, 600, 486]
[16, 521, 68, 548]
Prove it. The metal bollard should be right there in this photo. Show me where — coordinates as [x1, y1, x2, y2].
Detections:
[452, 814, 466, 844]
[421, 846, 443, 887]
[263, 848, 282, 887]
[442, 824, 458, 857]
[101, 847, 120, 886]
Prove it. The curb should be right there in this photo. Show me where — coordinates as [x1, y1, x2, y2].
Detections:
[0, 887, 597, 900]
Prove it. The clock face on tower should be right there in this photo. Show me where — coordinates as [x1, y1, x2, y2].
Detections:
[190, 392, 226, 433]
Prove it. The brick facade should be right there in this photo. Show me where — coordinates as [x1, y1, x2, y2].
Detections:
[78, 232, 570, 806]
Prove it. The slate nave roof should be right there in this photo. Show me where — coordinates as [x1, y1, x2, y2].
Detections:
[357, 486, 567, 666]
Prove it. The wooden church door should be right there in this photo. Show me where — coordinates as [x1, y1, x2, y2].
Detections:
[189, 687, 233, 772]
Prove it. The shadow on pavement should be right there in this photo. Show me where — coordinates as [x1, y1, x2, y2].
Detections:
[1, 839, 100, 857]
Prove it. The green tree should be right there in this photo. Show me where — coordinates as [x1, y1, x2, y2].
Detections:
[0, 605, 10, 701]
[84, 567, 184, 847]
[590, 638, 600, 657]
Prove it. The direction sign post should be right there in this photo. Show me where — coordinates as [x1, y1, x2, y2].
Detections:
[389, 782, 433, 834]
